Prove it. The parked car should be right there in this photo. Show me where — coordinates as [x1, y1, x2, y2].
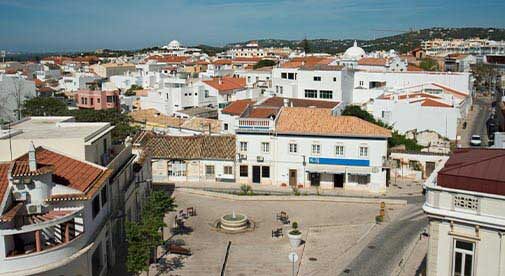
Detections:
[470, 135, 482, 146]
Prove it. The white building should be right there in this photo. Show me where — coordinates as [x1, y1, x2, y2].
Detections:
[422, 38, 505, 56]
[59, 73, 101, 92]
[364, 83, 471, 140]
[236, 107, 391, 192]
[197, 76, 247, 109]
[424, 148, 505, 276]
[227, 41, 266, 58]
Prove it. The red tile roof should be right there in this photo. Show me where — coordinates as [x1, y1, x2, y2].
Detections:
[0, 163, 9, 206]
[246, 107, 279, 118]
[202, 77, 246, 93]
[147, 55, 189, 63]
[420, 98, 453, 108]
[276, 107, 391, 138]
[407, 64, 424, 72]
[221, 99, 255, 116]
[280, 57, 333, 69]
[212, 59, 233, 65]
[232, 57, 262, 63]
[437, 148, 505, 196]
[15, 148, 110, 196]
[11, 161, 55, 177]
[358, 58, 387, 66]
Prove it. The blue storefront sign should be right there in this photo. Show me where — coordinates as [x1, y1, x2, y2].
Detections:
[308, 157, 370, 167]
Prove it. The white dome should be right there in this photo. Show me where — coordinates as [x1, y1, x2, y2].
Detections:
[343, 40, 366, 60]
[168, 40, 181, 49]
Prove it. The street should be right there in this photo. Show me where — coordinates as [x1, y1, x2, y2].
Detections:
[459, 95, 492, 147]
[340, 200, 427, 276]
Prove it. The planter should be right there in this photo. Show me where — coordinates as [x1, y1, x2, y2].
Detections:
[288, 232, 302, 248]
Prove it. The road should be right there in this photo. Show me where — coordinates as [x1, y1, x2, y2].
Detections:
[460, 95, 492, 147]
[340, 200, 427, 276]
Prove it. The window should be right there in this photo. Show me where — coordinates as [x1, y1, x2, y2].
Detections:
[453, 195, 479, 211]
[333, 77, 337, 82]
[168, 161, 186, 177]
[100, 186, 107, 207]
[240, 165, 248, 177]
[90, 98, 94, 105]
[348, 174, 371, 185]
[452, 240, 475, 276]
[261, 166, 270, 178]
[319, 90, 333, 99]
[305, 89, 317, 98]
[312, 144, 321, 155]
[275, 86, 279, 93]
[287, 73, 295, 80]
[359, 146, 368, 157]
[335, 145, 344, 156]
[224, 123, 229, 131]
[281, 72, 287, 79]
[289, 143, 298, 153]
[240, 142, 248, 152]
[359, 80, 364, 86]
[279, 86, 283, 94]
[204, 90, 210, 98]
[92, 195, 100, 219]
[97, 98, 100, 103]
[224, 166, 233, 175]
[261, 142, 270, 153]
[313, 76, 321, 81]
[106, 96, 114, 103]
[205, 165, 215, 176]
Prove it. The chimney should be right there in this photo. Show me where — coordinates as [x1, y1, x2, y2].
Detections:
[28, 142, 37, 171]
[283, 98, 289, 107]
[218, 78, 223, 85]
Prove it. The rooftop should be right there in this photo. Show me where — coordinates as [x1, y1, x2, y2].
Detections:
[437, 148, 505, 196]
[1, 117, 113, 142]
[202, 77, 246, 93]
[130, 109, 220, 133]
[275, 107, 391, 138]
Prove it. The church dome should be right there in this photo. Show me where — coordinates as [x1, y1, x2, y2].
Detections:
[343, 41, 366, 60]
[168, 40, 181, 49]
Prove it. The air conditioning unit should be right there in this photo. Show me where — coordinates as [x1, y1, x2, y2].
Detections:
[27, 204, 43, 215]
[13, 191, 27, 201]
[256, 156, 264, 162]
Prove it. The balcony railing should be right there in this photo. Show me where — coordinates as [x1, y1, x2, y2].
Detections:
[238, 118, 274, 131]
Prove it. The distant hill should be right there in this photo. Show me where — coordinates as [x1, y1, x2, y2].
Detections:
[228, 27, 505, 54]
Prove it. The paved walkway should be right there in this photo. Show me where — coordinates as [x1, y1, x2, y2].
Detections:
[147, 190, 407, 276]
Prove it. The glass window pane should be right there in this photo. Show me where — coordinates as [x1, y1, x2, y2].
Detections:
[456, 241, 474, 251]
[454, 252, 462, 276]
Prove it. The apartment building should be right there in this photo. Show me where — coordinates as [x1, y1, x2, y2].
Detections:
[76, 90, 120, 111]
[421, 38, 505, 56]
[236, 107, 391, 192]
[424, 148, 505, 276]
[91, 63, 136, 78]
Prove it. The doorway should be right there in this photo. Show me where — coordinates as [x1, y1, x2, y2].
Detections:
[289, 169, 297, 187]
[310, 173, 320, 186]
[252, 166, 261, 184]
[425, 162, 436, 178]
[333, 174, 344, 188]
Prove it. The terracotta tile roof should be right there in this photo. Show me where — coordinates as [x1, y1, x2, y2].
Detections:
[280, 57, 334, 69]
[246, 107, 279, 118]
[407, 64, 424, 72]
[147, 55, 189, 63]
[11, 161, 55, 177]
[221, 99, 256, 116]
[202, 77, 246, 93]
[143, 134, 236, 160]
[358, 58, 387, 66]
[212, 59, 233, 65]
[15, 148, 109, 196]
[420, 98, 453, 108]
[232, 57, 262, 63]
[276, 107, 391, 138]
[0, 202, 24, 223]
[437, 148, 505, 196]
[260, 97, 340, 109]
[46, 193, 88, 202]
[0, 163, 10, 208]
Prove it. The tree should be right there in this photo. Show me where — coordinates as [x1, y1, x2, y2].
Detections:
[419, 58, 440, 71]
[472, 63, 498, 94]
[300, 38, 310, 53]
[70, 109, 139, 143]
[125, 84, 143, 96]
[22, 96, 68, 117]
[342, 105, 423, 151]
[253, 59, 277, 69]
[126, 221, 152, 275]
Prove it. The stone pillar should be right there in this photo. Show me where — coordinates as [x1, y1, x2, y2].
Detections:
[35, 230, 42, 252]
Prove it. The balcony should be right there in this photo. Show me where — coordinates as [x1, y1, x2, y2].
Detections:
[237, 118, 274, 132]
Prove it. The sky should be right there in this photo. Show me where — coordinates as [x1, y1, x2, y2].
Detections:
[0, 0, 505, 52]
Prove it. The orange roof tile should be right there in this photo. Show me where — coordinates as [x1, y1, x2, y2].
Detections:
[202, 77, 246, 93]
[358, 58, 387, 66]
[221, 99, 255, 116]
[407, 64, 423, 72]
[0, 163, 9, 206]
[246, 107, 279, 118]
[212, 59, 233, 65]
[276, 107, 391, 138]
[147, 55, 189, 63]
[420, 98, 453, 108]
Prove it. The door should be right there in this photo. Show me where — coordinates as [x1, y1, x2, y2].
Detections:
[333, 174, 344, 188]
[310, 173, 320, 186]
[252, 166, 261, 184]
[426, 162, 436, 178]
[289, 169, 297, 187]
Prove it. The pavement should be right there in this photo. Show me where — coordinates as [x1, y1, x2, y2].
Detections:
[458, 95, 492, 147]
[339, 203, 427, 276]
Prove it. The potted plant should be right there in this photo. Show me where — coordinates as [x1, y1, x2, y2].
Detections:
[288, 222, 302, 248]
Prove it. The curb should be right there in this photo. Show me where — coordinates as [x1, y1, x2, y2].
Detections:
[177, 188, 408, 206]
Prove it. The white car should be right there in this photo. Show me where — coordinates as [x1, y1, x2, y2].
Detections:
[470, 135, 482, 146]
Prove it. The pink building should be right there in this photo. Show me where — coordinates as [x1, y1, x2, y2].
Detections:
[76, 89, 120, 110]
